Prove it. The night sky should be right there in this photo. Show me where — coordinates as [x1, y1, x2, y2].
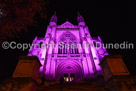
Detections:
[0, 0, 135, 82]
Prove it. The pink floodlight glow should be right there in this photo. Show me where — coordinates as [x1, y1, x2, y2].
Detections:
[28, 12, 108, 82]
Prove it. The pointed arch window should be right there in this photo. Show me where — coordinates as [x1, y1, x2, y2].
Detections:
[58, 32, 80, 54]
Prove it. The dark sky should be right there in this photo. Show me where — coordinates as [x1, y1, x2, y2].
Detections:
[0, 0, 135, 82]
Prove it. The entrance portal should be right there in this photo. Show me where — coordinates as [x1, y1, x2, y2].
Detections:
[56, 60, 83, 82]
[64, 73, 75, 82]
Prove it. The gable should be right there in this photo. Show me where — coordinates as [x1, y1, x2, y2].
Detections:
[59, 21, 75, 28]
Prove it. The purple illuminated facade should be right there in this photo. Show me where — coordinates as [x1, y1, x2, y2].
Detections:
[28, 13, 108, 82]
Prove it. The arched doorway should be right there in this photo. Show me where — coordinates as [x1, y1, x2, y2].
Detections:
[56, 60, 83, 82]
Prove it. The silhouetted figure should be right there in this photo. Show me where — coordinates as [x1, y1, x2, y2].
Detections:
[59, 77, 64, 91]
[40, 77, 45, 85]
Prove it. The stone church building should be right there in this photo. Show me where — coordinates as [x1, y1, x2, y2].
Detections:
[0, 13, 136, 91]
[27, 12, 108, 82]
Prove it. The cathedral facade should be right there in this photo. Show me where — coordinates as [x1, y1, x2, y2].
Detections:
[28, 13, 108, 82]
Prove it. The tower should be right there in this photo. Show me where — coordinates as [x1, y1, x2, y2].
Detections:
[49, 12, 57, 26]
[28, 12, 109, 82]
[77, 12, 85, 26]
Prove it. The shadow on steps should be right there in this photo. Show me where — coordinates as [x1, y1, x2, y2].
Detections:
[37, 81, 109, 91]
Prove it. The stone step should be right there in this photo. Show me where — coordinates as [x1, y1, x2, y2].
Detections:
[37, 82, 108, 91]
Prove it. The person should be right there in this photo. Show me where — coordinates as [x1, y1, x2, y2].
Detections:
[40, 77, 45, 85]
[59, 77, 64, 91]
[60, 77, 64, 83]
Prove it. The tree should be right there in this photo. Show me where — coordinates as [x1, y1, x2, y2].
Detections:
[0, 0, 47, 43]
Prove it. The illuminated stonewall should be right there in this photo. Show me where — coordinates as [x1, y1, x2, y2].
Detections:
[28, 12, 108, 82]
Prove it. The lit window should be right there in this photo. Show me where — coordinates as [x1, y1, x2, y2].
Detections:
[64, 76, 69, 82]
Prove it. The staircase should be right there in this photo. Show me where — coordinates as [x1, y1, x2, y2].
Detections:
[37, 81, 108, 91]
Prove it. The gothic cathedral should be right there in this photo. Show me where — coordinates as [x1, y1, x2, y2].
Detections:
[28, 12, 108, 82]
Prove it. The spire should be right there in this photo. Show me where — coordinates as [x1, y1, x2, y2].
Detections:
[77, 12, 85, 23]
[78, 11, 81, 16]
[50, 11, 57, 23]
[54, 11, 56, 16]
